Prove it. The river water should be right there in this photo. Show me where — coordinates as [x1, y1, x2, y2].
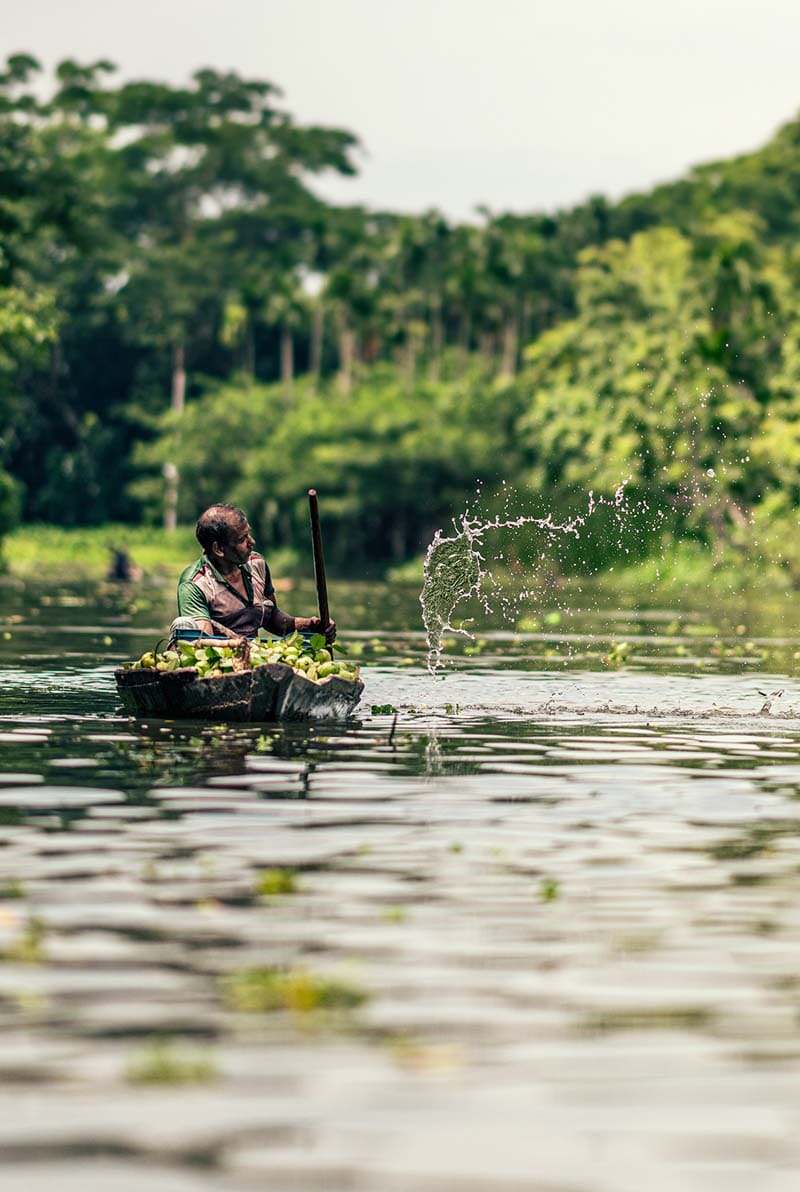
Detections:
[3, 575, 800, 1190]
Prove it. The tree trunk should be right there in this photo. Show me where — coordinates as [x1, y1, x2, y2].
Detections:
[310, 303, 324, 386]
[163, 341, 186, 533]
[337, 311, 354, 394]
[458, 309, 471, 354]
[457, 309, 471, 374]
[403, 320, 416, 387]
[499, 314, 518, 378]
[428, 292, 443, 382]
[520, 296, 532, 351]
[281, 321, 294, 399]
[243, 318, 255, 378]
[390, 516, 405, 562]
[478, 330, 495, 362]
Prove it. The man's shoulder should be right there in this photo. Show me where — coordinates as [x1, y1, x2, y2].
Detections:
[247, 552, 269, 577]
[177, 556, 209, 587]
[249, 552, 274, 591]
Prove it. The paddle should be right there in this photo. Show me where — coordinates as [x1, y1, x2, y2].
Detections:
[308, 489, 333, 656]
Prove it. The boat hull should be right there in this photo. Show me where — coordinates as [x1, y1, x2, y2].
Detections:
[114, 662, 363, 722]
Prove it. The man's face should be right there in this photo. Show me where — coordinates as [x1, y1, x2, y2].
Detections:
[217, 518, 255, 566]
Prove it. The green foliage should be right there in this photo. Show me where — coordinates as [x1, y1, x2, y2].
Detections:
[7, 52, 800, 580]
[135, 365, 523, 563]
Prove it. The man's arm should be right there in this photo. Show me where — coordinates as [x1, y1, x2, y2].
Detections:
[260, 565, 335, 641]
[265, 603, 336, 643]
[177, 580, 215, 635]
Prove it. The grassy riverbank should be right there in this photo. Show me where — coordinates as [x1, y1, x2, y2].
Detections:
[1, 525, 299, 583]
[4, 524, 797, 611]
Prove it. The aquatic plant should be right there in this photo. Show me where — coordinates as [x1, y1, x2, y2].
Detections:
[256, 868, 299, 897]
[381, 905, 407, 924]
[0, 916, 46, 964]
[125, 1038, 219, 1085]
[222, 967, 368, 1014]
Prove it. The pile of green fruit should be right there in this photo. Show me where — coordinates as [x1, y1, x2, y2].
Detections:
[126, 631, 360, 684]
[249, 631, 360, 682]
[126, 642, 244, 678]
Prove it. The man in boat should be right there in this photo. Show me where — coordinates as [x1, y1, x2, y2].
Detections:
[172, 503, 336, 642]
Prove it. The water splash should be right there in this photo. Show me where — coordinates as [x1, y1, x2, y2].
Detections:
[420, 482, 640, 671]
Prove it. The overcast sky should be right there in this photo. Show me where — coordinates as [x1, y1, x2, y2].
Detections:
[5, 0, 800, 220]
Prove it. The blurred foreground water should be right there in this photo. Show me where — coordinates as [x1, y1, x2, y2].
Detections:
[3, 576, 800, 1190]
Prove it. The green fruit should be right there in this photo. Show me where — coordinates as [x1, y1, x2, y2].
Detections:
[140, 652, 155, 668]
[315, 648, 332, 663]
[318, 662, 336, 678]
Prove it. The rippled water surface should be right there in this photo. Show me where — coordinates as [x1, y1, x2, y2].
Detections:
[4, 577, 800, 1191]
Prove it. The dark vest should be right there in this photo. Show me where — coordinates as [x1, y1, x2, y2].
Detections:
[190, 554, 275, 636]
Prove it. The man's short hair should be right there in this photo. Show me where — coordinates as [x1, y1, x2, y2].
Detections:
[196, 504, 247, 554]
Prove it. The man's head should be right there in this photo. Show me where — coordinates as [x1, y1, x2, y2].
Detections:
[196, 504, 254, 567]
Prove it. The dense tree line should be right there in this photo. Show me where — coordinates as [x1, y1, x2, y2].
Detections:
[4, 54, 800, 574]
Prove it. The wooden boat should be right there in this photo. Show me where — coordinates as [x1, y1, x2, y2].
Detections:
[117, 491, 361, 723]
[114, 661, 364, 722]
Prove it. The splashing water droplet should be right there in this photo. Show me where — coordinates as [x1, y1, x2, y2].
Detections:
[420, 481, 645, 671]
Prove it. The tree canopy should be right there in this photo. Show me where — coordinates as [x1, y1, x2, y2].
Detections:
[4, 54, 800, 578]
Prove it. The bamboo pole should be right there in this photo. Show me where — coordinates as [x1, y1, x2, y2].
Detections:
[308, 489, 332, 655]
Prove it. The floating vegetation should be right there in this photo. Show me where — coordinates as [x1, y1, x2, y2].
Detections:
[387, 1035, 464, 1072]
[381, 905, 407, 924]
[582, 1006, 713, 1034]
[0, 880, 25, 900]
[1, 916, 46, 964]
[140, 860, 161, 883]
[125, 1038, 219, 1085]
[603, 641, 633, 667]
[539, 878, 560, 902]
[222, 967, 368, 1015]
[710, 822, 800, 862]
[256, 868, 299, 897]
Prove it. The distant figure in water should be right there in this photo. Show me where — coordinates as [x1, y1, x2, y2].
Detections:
[106, 548, 142, 583]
